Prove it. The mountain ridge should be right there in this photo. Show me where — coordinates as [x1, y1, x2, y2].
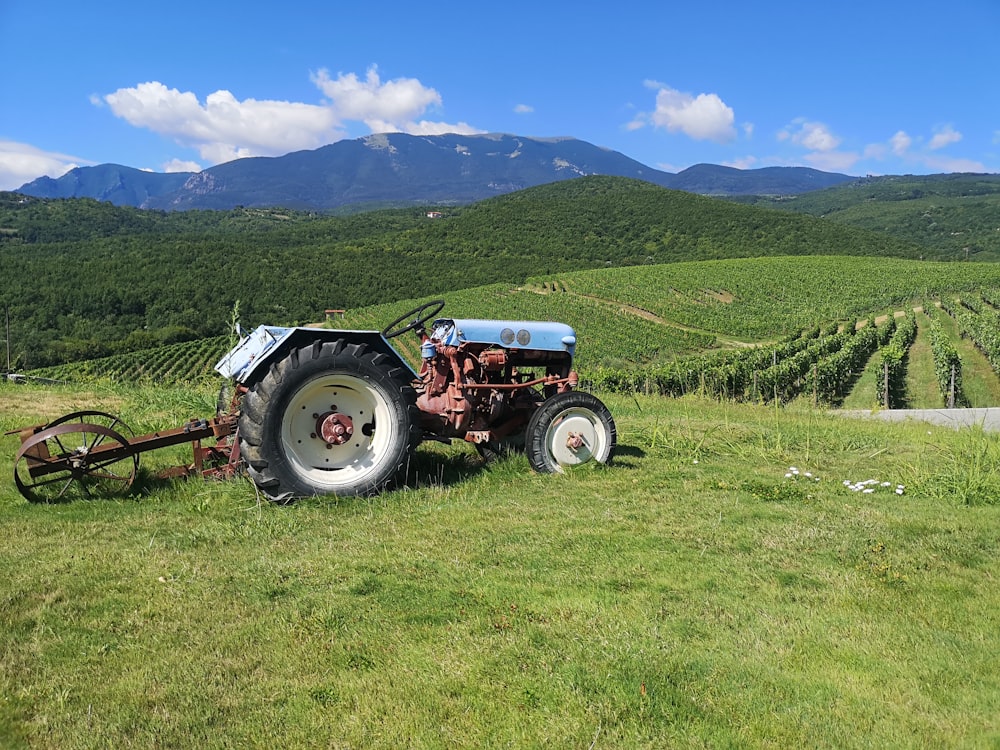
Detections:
[17, 133, 855, 211]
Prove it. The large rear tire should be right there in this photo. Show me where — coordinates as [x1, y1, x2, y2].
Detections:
[238, 340, 421, 500]
[525, 392, 616, 473]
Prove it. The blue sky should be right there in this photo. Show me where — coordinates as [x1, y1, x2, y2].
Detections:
[1, 0, 997, 191]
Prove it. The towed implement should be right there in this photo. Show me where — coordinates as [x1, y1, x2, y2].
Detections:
[8, 301, 616, 502]
[9, 410, 240, 503]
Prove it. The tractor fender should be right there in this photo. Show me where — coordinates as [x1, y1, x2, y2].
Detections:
[215, 325, 417, 386]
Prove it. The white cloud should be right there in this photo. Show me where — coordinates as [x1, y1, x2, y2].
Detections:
[311, 66, 439, 125]
[164, 158, 201, 173]
[868, 127, 988, 173]
[928, 124, 961, 150]
[98, 66, 483, 169]
[369, 118, 482, 136]
[921, 154, 987, 172]
[635, 82, 737, 143]
[774, 119, 858, 172]
[0, 141, 88, 190]
[779, 118, 841, 152]
[514, 104, 534, 114]
[310, 66, 482, 137]
[801, 149, 860, 173]
[724, 155, 758, 170]
[890, 130, 912, 156]
[103, 81, 342, 165]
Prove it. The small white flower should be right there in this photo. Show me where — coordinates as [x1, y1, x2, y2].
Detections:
[863, 488, 875, 494]
[804, 472, 813, 478]
[895, 488, 904, 495]
[785, 473, 793, 478]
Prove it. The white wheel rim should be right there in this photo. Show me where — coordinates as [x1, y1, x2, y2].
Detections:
[543, 406, 609, 470]
[280, 373, 397, 491]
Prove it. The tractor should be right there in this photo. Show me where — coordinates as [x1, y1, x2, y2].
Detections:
[9, 300, 616, 502]
[221, 300, 617, 500]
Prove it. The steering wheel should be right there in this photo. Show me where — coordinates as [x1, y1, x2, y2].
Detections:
[381, 299, 446, 339]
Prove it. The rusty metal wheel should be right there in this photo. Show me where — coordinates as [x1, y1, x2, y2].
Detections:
[13, 411, 139, 503]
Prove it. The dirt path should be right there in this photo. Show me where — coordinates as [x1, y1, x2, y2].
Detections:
[526, 285, 753, 347]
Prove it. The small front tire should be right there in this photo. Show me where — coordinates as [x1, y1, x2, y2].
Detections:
[525, 392, 616, 473]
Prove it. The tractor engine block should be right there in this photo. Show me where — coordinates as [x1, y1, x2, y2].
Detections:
[414, 317, 577, 442]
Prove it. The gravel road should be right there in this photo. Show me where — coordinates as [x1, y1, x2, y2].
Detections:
[840, 408, 1000, 432]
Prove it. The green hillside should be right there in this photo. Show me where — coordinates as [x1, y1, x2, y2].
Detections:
[322, 254, 999, 345]
[31, 255, 1000, 409]
[736, 173, 1000, 261]
[0, 177, 938, 369]
[335, 257, 1000, 407]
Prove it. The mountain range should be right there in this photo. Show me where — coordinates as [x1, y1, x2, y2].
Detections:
[16, 133, 855, 211]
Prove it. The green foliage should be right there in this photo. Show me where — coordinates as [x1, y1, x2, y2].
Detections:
[546, 256, 990, 340]
[924, 307, 966, 407]
[0, 177, 939, 369]
[740, 479, 808, 502]
[874, 310, 917, 408]
[26, 257, 1000, 406]
[28, 336, 229, 384]
[941, 294, 1000, 375]
[915, 426, 1000, 505]
[739, 173, 1000, 261]
[583, 322, 869, 404]
[802, 318, 887, 405]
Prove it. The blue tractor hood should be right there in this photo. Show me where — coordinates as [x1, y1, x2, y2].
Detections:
[429, 318, 576, 356]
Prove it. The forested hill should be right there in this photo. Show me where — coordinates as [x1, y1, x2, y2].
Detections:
[0, 176, 939, 369]
[734, 173, 1000, 261]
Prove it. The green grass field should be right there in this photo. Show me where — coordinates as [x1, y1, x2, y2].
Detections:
[2, 381, 998, 748]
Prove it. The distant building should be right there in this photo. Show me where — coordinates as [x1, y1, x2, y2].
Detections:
[325, 309, 346, 320]
[426, 211, 443, 219]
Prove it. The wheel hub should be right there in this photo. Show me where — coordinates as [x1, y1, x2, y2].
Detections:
[315, 411, 355, 445]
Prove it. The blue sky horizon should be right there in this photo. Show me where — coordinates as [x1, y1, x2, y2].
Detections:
[1, 0, 997, 191]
